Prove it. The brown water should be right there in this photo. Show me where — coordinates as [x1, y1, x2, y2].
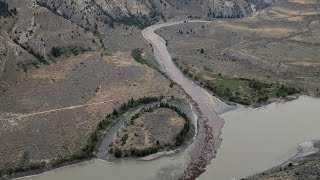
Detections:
[19, 20, 231, 180]
[143, 21, 232, 179]
[16, 21, 320, 180]
[142, 21, 230, 115]
[17, 96, 320, 180]
[199, 95, 320, 180]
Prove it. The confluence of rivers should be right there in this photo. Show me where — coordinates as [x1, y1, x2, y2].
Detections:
[16, 21, 320, 180]
[142, 21, 231, 179]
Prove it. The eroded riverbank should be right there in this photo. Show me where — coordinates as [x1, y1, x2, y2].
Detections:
[142, 21, 232, 179]
[97, 99, 197, 162]
[16, 96, 320, 180]
[12, 21, 320, 180]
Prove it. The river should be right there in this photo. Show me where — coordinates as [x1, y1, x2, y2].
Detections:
[17, 96, 320, 180]
[16, 21, 320, 180]
[142, 20, 232, 179]
[199, 95, 320, 180]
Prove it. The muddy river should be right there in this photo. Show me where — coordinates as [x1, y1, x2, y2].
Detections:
[199, 95, 320, 180]
[18, 96, 320, 180]
[16, 21, 320, 180]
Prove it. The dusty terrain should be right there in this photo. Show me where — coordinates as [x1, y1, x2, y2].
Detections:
[0, 44, 183, 172]
[1, 0, 319, 178]
[112, 108, 185, 153]
[0, 25, 182, 177]
[156, 0, 320, 104]
[153, 0, 320, 178]
[36, 0, 277, 31]
[0, 0, 186, 175]
[247, 153, 320, 180]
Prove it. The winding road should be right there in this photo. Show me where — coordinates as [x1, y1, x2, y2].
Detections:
[142, 21, 231, 179]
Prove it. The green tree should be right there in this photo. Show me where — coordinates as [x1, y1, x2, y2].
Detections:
[51, 47, 62, 58]
[114, 147, 122, 158]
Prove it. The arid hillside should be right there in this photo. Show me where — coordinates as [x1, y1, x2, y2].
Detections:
[0, 38, 183, 175]
[157, 0, 320, 105]
[1, 0, 317, 178]
[0, 0, 184, 176]
[35, 0, 277, 30]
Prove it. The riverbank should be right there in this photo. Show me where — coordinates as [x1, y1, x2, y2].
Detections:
[11, 98, 198, 180]
[142, 20, 233, 179]
[3, 99, 194, 180]
[107, 102, 196, 160]
[14, 96, 320, 180]
[168, 55, 303, 107]
[1, 97, 165, 179]
[198, 95, 320, 180]
[5, 159, 92, 180]
[9, 19, 318, 180]
[246, 140, 320, 180]
[3, 20, 214, 179]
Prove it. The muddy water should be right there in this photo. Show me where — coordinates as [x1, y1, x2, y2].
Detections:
[18, 96, 320, 180]
[18, 21, 231, 180]
[97, 100, 197, 161]
[199, 96, 320, 180]
[16, 21, 320, 180]
[143, 21, 232, 179]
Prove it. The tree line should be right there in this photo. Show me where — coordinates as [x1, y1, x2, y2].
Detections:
[0, 96, 163, 177]
[109, 102, 192, 158]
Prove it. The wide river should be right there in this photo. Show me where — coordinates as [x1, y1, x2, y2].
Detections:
[17, 21, 320, 180]
[18, 96, 320, 180]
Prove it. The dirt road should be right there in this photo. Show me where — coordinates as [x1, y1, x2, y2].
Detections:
[1, 100, 114, 122]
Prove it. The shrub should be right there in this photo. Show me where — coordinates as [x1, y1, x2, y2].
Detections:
[258, 96, 269, 103]
[249, 80, 270, 91]
[108, 147, 114, 154]
[121, 134, 129, 145]
[51, 46, 89, 58]
[0, 1, 14, 17]
[114, 147, 123, 158]
[51, 47, 62, 58]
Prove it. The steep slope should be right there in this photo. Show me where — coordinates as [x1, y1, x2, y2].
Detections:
[35, 0, 278, 30]
[0, 0, 183, 177]
[0, 0, 282, 178]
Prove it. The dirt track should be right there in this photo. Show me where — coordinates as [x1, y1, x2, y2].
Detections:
[19, 100, 115, 118]
[0, 100, 115, 122]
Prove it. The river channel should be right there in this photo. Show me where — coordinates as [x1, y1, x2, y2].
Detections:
[16, 21, 320, 180]
[17, 96, 320, 180]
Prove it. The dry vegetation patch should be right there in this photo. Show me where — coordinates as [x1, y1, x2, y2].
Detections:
[157, 0, 320, 100]
[27, 52, 98, 81]
[109, 104, 191, 158]
[113, 108, 185, 150]
[0, 45, 183, 175]
[289, 0, 318, 5]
